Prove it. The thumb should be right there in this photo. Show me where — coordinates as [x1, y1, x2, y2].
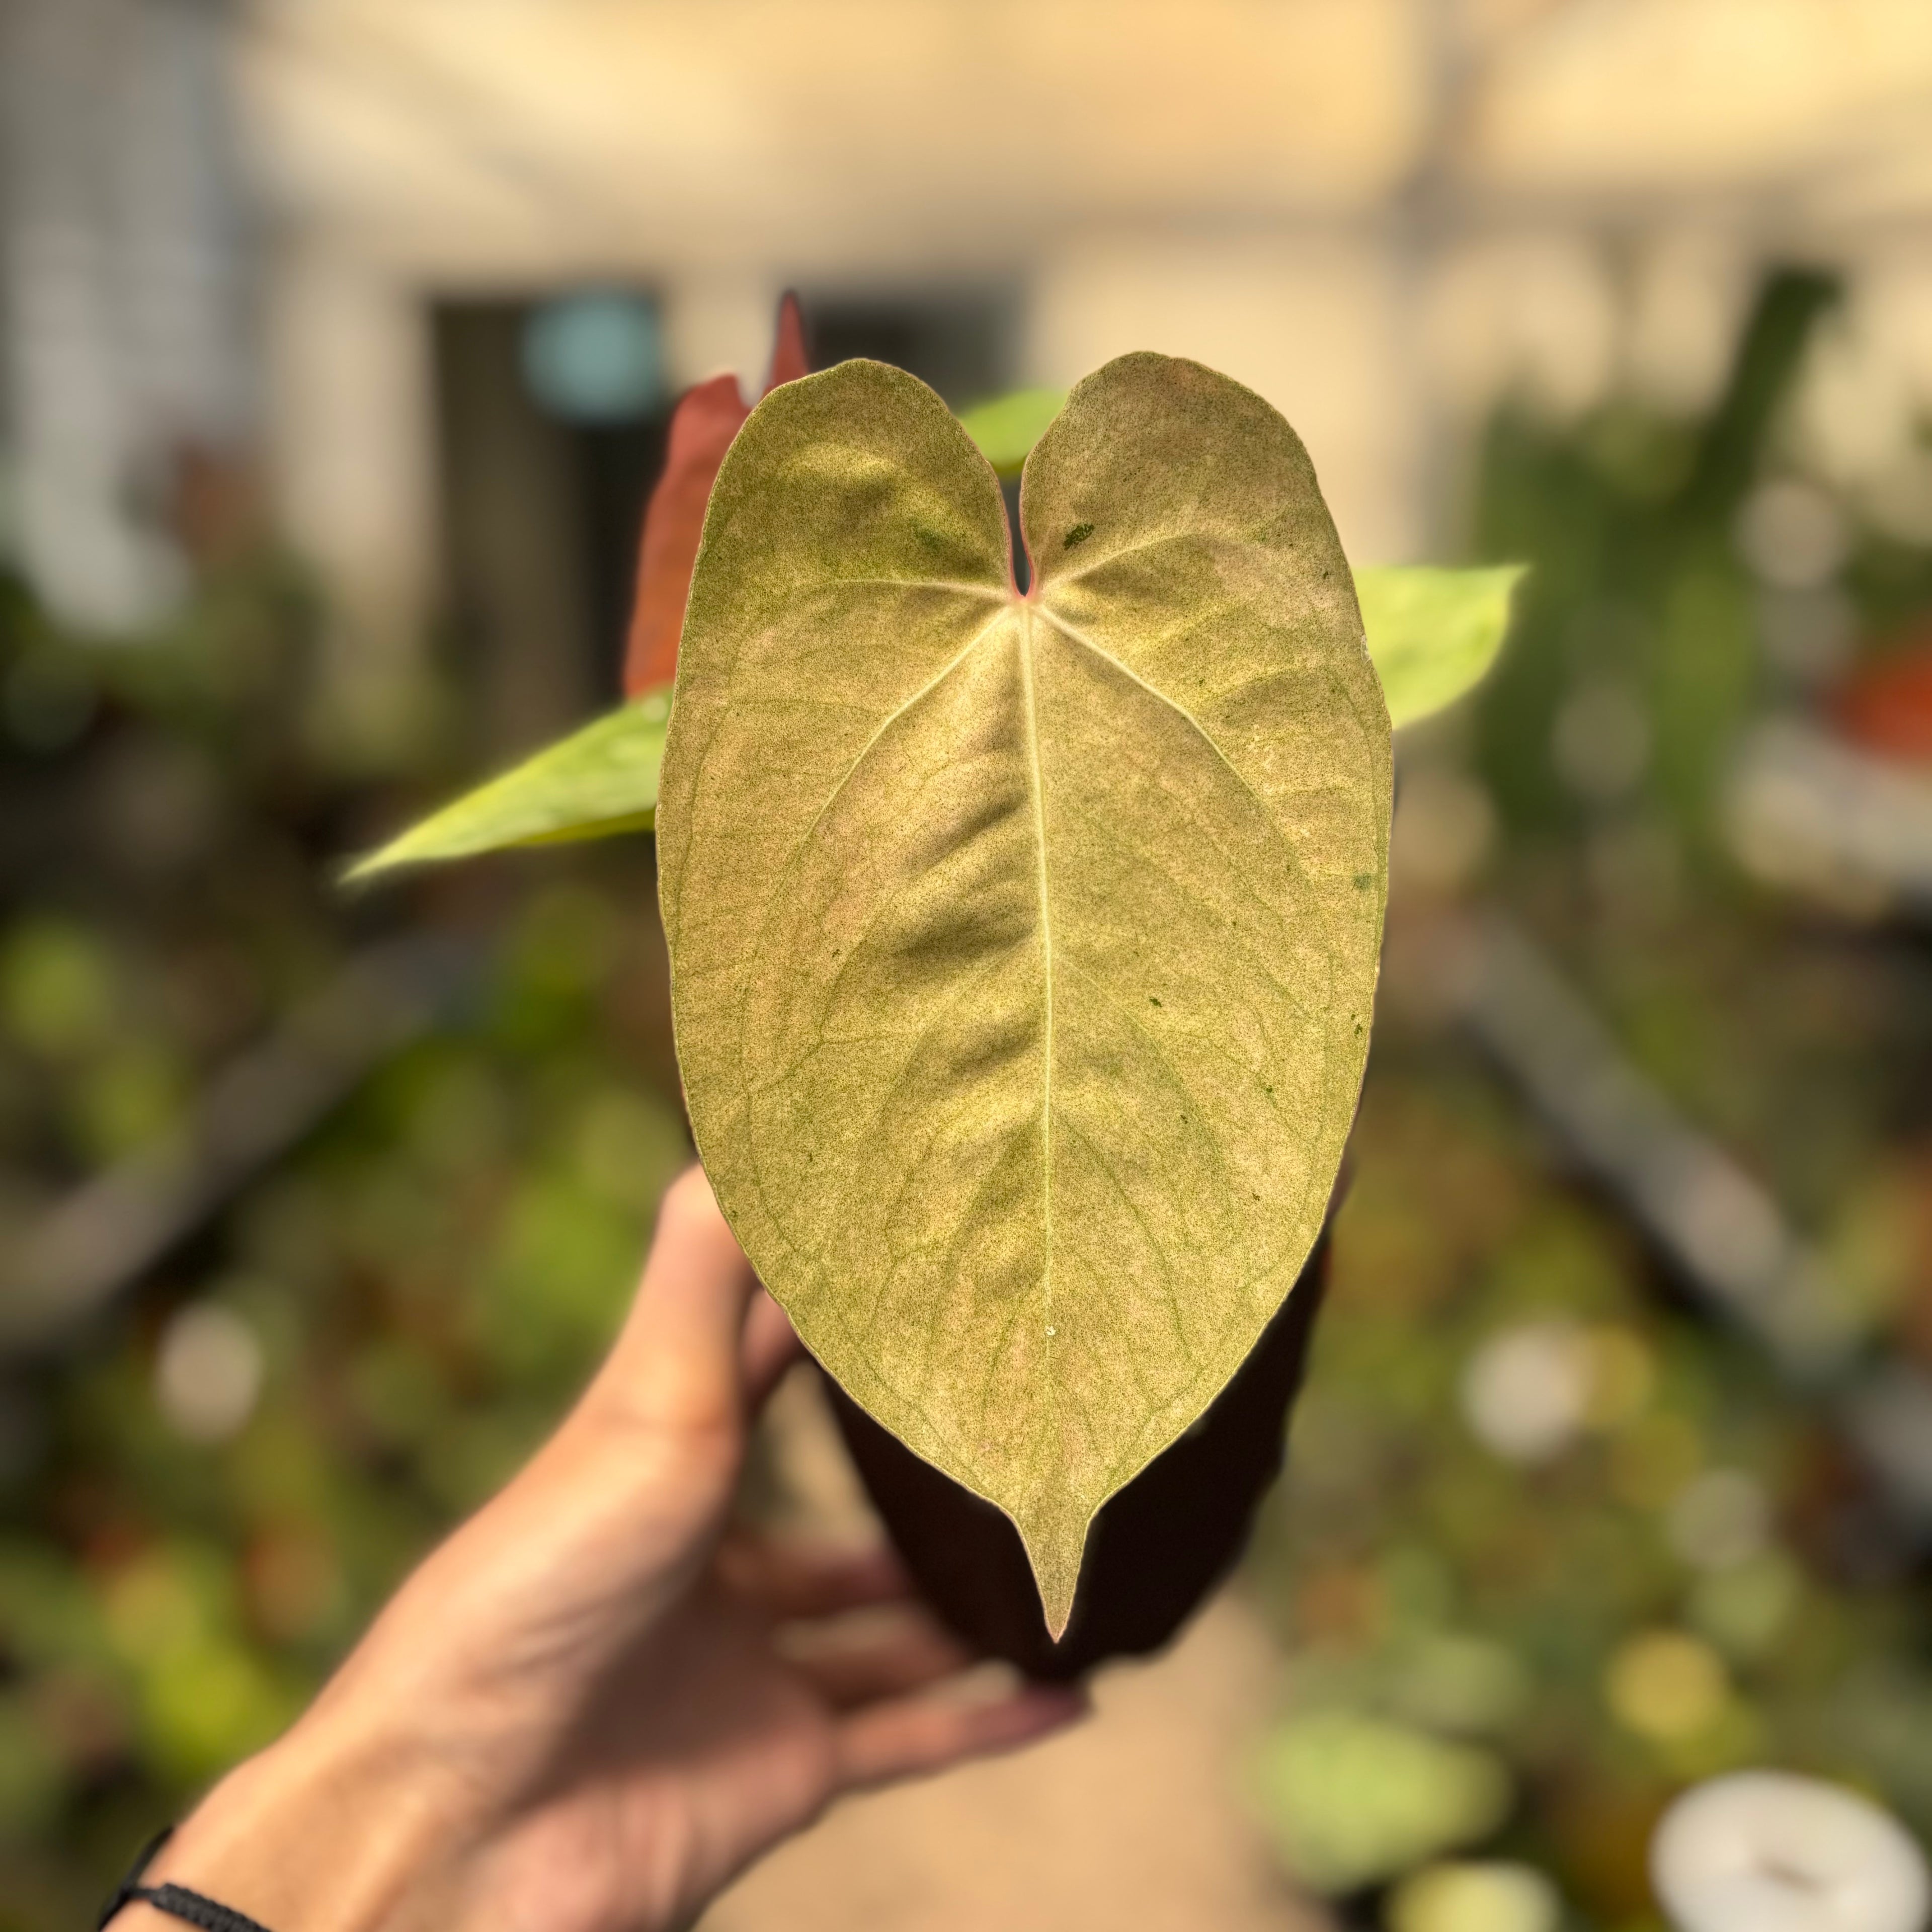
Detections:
[598, 1164, 762, 1437]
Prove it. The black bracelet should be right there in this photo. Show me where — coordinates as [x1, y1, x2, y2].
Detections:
[98, 1827, 275, 1932]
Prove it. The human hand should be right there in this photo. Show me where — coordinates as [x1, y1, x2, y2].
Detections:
[116, 1166, 1084, 1932]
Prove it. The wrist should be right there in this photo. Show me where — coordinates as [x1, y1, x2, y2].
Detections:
[113, 1709, 481, 1932]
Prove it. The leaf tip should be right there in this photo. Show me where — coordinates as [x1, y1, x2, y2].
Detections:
[336, 845, 401, 891]
[1020, 1512, 1091, 1644]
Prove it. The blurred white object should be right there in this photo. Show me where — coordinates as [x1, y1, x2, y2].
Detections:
[1727, 717, 1932, 918]
[154, 1302, 264, 1443]
[1388, 1859, 1561, 1932]
[1737, 478, 1851, 590]
[1552, 679, 1652, 801]
[1669, 1468, 1773, 1570]
[1759, 586, 1858, 688]
[1653, 1771, 1930, 1932]
[1842, 1361, 1932, 1521]
[1460, 1321, 1591, 1463]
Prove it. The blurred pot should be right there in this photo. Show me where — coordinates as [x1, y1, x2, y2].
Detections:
[822, 1223, 1332, 1681]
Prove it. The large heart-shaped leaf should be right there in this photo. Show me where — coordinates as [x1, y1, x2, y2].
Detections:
[345, 693, 668, 880]
[1355, 565, 1523, 729]
[945, 394, 1520, 729]
[658, 353, 1391, 1633]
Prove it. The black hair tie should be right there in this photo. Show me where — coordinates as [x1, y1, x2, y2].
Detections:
[98, 1828, 275, 1932]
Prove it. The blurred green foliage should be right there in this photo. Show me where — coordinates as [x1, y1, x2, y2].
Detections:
[1251, 1068, 1932, 1924]
[1247, 272, 1932, 1926]
[3, 272, 1931, 1932]
[0, 558, 687, 1929]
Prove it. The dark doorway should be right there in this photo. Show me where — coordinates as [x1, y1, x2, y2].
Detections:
[433, 299, 668, 755]
[432, 288, 1017, 755]
[804, 291, 1017, 409]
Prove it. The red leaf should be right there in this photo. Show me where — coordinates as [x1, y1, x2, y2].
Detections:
[622, 293, 810, 696]
[1834, 639, 1932, 766]
[767, 289, 809, 390]
[621, 375, 750, 695]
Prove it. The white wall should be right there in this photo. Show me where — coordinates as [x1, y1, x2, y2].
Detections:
[0, 0, 249, 633]
[1025, 232, 1427, 567]
[262, 237, 437, 750]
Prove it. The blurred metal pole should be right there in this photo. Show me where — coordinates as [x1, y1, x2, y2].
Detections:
[1441, 905, 1932, 1538]
[0, 935, 479, 1355]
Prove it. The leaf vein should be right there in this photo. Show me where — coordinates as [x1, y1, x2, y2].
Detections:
[1032, 604, 1290, 857]
[801, 600, 1019, 846]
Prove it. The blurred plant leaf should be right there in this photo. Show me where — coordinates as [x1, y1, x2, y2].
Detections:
[623, 293, 810, 694]
[957, 387, 1069, 477]
[1250, 1709, 1513, 1895]
[345, 694, 668, 880]
[659, 353, 1390, 1635]
[1357, 565, 1524, 730]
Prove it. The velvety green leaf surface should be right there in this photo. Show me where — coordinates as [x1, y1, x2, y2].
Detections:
[955, 385, 1520, 723]
[346, 693, 668, 880]
[1356, 565, 1523, 729]
[957, 387, 1069, 477]
[658, 354, 1391, 1634]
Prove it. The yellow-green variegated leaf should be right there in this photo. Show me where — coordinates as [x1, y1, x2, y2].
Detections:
[957, 387, 1068, 477]
[346, 692, 668, 881]
[658, 354, 1390, 1636]
[1356, 564, 1523, 729]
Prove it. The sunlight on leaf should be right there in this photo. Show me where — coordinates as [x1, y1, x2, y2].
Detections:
[659, 354, 1390, 1634]
[346, 694, 668, 881]
[1357, 565, 1524, 730]
[957, 387, 1069, 477]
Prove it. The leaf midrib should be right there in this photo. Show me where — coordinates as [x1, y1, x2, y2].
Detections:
[1032, 605, 1290, 869]
[1017, 603, 1057, 1366]
[787, 577, 1305, 1423]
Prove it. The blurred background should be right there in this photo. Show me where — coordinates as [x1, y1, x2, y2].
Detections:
[5, 3, 1932, 1928]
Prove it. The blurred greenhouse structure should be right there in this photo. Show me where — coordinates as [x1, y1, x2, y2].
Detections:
[9, 2, 1932, 735]
[6, 3, 1932, 1929]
